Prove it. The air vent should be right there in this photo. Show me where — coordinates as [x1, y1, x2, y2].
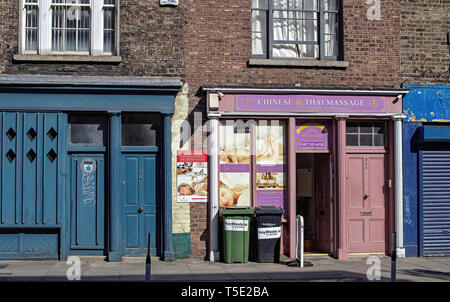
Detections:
[47, 149, 57, 163]
[27, 149, 37, 163]
[6, 128, 16, 141]
[47, 127, 57, 141]
[27, 128, 37, 141]
[6, 149, 16, 163]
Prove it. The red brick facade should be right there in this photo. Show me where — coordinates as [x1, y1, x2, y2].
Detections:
[400, 0, 450, 84]
[182, 0, 402, 259]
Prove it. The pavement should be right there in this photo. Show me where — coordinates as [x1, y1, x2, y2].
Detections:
[0, 254, 449, 282]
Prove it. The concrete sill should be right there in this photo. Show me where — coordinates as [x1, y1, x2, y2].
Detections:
[248, 58, 349, 68]
[13, 54, 122, 63]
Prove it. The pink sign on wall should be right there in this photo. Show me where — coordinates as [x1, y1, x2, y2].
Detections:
[234, 94, 386, 113]
[296, 122, 330, 150]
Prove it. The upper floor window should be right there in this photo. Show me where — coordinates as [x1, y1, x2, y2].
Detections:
[251, 0, 340, 60]
[21, 0, 117, 56]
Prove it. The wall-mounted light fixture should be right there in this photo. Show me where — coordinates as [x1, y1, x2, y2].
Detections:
[209, 93, 220, 111]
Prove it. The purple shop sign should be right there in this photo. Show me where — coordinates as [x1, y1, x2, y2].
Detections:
[235, 94, 386, 113]
[256, 164, 286, 173]
[296, 122, 330, 150]
[256, 190, 286, 210]
[219, 164, 250, 173]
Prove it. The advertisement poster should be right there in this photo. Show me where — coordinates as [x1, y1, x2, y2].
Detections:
[296, 122, 330, 150]
[177, 150, 208, 203]
[255, 121, 287, 210]
[219, 121, 251, 207]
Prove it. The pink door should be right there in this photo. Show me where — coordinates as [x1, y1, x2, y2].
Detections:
[315, 154, 331, 253]
[346, 154, 387, 253]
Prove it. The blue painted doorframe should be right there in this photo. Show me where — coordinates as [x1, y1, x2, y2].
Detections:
[0, 82, 179, 261]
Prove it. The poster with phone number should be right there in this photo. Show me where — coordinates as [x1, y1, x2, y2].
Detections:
[177, 150, 208, 203]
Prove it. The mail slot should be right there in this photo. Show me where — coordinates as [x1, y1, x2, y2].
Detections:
[360, 211, 373, 216]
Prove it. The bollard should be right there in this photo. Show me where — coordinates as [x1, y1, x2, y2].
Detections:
[391, 232, 397, 282]
[146, 232, 151, 282]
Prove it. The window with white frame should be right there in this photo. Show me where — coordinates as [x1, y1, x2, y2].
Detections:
[21, 0, 118, 55]
[251, 0, 340, 60]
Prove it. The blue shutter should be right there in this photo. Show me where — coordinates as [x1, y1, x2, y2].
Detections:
[422, 150, 450, 256]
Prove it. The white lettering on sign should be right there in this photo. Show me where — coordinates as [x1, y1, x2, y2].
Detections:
[81, 172, 96, 205]
[160, 0, 178, 6]
[224, 219, 248, 232]
[258, 227, 281, 239]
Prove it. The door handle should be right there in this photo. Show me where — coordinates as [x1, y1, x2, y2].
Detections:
[138, 207, 144, 213]
[364, 193, 370, 199]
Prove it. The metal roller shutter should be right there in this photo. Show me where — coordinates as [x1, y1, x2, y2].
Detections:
[422, 150, 450, 256]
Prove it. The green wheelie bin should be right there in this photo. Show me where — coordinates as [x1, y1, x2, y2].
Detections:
[221, 207, 254, 264]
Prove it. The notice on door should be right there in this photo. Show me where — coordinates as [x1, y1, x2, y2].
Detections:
[177, 150, 208, 203]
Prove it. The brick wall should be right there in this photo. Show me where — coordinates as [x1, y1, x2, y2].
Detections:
[181, 0, 402, 259]
[400, 0, 450, 84]
[0, 0, 183, 77]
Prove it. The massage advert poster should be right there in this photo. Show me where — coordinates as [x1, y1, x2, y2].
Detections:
[177, 150, 208, 203]
[219, 122, 251, 207]
[255, 121, 287, 210]
[218, 120, 287, 210]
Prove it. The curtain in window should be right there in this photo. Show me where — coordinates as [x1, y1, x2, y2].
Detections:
[24, 0, 38, 51]
[51, 0, 90, 52]
[103, 0, 115, 54]
[251, 0, 268, 56]
[272, 0, 318, 59]
[324, 0, 338, 57]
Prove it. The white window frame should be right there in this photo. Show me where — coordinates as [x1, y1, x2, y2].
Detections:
[19, 0, 119, 56]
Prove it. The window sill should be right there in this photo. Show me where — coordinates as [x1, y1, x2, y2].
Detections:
[13, 54, 122, 63]
[248, 58, 349, 68]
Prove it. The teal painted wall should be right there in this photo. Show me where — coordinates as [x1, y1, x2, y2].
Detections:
[173, 233, 191, 258]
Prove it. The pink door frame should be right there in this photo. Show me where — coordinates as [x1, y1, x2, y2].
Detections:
[334, 117, 395, 259]
[287, 117, 395, 259]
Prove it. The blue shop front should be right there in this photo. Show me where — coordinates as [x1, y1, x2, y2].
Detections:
[0, 76, 181, 261]
[403, 84, 450, 257]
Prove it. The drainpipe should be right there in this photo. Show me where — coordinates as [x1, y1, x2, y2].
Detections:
[208, 112, 221, 262]
[393, 113, 406, 258]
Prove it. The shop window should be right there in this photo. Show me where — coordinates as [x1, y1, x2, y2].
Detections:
[346, 121, 386, 147]
[121, 113, 160, 147]
[251, 0, 340, 60]
[219, 120, 252, 207]
[219, 119, 287, 212]
[69, 115, 107, 146]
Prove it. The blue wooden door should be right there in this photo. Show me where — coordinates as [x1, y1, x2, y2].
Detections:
[121, 153, 158, 256]
[70, 154, 105, 251]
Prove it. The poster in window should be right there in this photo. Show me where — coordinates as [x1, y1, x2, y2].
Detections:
[177, 150, 208, 203]
[255, 121, 287, 211]
[219, 121, 251, 207]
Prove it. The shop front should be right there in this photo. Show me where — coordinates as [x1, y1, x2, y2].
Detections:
[0, 75, 182, 261]
[206, 87, 408, 260]
[403, 84, 450, 257]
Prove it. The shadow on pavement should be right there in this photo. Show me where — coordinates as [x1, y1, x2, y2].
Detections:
[399, 269, 450, 281]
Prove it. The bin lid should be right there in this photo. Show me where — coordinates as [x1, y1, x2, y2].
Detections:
[221, 207, 254, 215]
[255, 206, 283, 215]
